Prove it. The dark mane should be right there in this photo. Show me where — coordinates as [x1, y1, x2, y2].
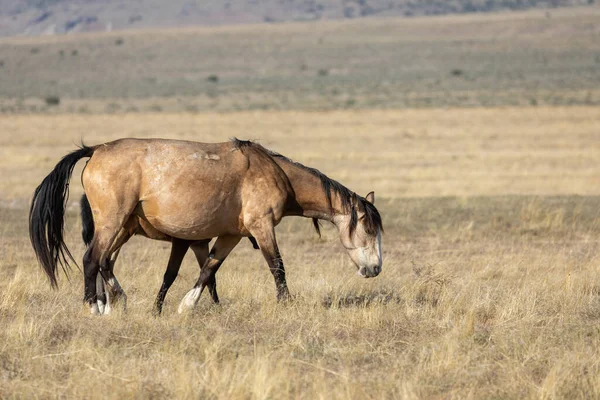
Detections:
[231, 138, 383, 237]
[232, 138, 255, 149]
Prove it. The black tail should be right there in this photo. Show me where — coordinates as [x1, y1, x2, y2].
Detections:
[29, 145, 95, 288]
[80, 194, 94, 246]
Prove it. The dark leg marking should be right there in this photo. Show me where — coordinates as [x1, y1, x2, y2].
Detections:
[154, 239, 192, 315]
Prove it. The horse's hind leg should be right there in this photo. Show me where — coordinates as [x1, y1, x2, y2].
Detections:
[178, 236, 241, 313]
[83, 205, 137, 315]
[96, 274, 107, 314]
[83, 237, 112, 315]
[96, 247, 121, 315]
[98, 248, 129, 315]
[97, 218, 140, 315]
[100, 233, 132, 308]
[154, 239, 192, 315]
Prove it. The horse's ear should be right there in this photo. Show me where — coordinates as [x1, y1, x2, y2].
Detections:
[365, 191, 375, 204]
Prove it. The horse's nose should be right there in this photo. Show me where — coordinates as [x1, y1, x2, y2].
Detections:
[358, 265, 380, 278]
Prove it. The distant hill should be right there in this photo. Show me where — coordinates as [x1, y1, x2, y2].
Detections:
[1, 7, 599, 113]
[0, 0, 594, 37]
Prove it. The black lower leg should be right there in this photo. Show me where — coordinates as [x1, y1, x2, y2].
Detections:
[101, 271, 130, 311]
[83, 246, 100, 306]
[207, 275, 219, 303]
[155, 277, 178, 314]
[154, 239, 190, 314]
[195, 259, 221, 288]
[254, 229, 290, 302]
[271, 259, 290, 301]
[268, 248, 289, 301]
[191, 240, 221, 304]
[192, 254, 224, 304]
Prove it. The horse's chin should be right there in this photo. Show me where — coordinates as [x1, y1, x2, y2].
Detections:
[356, 270, 369, 278]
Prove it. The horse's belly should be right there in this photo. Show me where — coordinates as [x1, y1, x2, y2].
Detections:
[138, 198, 243, 240]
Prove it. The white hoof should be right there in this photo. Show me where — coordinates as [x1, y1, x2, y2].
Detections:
[90, 303, 101, 315]
[97, 300, 106, 315]
[103, 301, 112, 315]
[178, 287, 202, 314]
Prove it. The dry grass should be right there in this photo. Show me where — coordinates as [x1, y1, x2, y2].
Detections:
[1, 107, 599, 203]
[1, 107, 600, 398]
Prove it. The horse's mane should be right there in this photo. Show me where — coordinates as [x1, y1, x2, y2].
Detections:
[232, 138, 383, 237]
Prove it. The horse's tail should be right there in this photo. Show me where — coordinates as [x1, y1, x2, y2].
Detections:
[29, 145, 96, 288]
[80, 194, 94, 247]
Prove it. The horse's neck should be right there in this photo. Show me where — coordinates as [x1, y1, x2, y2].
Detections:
[274, 158, 344, 222]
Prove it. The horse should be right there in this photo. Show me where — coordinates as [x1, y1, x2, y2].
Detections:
[80, 194, 259, 314]
[29, 138, 383, 315]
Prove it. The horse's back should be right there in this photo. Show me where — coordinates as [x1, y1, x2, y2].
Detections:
[82, 138, 289, 240]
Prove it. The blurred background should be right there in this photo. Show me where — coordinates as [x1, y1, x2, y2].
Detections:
[0, 0, 599, 113]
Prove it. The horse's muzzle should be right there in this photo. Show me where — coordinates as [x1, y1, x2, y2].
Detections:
[358, 265, 381, 278]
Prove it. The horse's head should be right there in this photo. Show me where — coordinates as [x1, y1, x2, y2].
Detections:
[335, 191, 383, 278]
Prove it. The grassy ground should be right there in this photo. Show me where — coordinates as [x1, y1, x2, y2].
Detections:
[1, 7, 600, 112]
[1, 107, 600, 398]
[1, 107, 599, 204]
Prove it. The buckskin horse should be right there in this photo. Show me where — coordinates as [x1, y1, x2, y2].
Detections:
[29, 138, 383, 315]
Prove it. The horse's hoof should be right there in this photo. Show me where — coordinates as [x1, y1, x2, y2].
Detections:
[178, 287, 201, 314]
[89, 302, 101, 315]
[277, 292, 294, 303]
[97, 300, 106, 315]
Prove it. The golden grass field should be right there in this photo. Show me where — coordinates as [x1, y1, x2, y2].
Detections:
[1, 106, 600, 398]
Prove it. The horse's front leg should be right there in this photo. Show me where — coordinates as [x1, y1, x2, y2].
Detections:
[190, 241, 216, 303]
[188, 238, 259, 304]
[248, 224, 290, 301]
[178, 235, 241, 313]
[98, 268, 127, 315]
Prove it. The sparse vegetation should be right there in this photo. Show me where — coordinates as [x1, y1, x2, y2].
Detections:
[1, 108, 599, 398]
[44, 95, 60, 106]
[0, 7, 599, 399]
[0, 8, 598, 112]
[450, 68, 463, 77]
